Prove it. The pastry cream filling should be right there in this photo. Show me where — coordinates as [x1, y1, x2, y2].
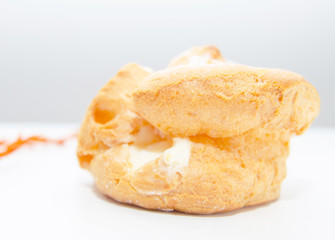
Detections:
[128, 137, 192, 174]
[128, 140, 171, 171]
[163, 138, 191, 174]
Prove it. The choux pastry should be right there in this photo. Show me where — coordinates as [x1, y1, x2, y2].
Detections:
[77, 46, 319, 214]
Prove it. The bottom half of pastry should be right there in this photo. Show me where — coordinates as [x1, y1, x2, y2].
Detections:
[85, 132, 289, 214]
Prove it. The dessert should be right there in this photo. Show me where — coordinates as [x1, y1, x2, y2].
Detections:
[77, 46, 319, 214]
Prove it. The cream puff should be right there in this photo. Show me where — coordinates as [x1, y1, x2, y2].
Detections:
[77, 46, 319, 214]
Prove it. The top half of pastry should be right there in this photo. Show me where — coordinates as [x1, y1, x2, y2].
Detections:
[132, 46, 320, 138]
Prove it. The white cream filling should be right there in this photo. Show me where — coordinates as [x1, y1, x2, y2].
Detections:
[163, 138, 192, 174]
[127, 137, 192, 174]
[128, 140, 171, 171]
[128, 145, 161, 171]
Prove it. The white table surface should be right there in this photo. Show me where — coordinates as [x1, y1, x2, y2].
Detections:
[0, 123, 334, 240]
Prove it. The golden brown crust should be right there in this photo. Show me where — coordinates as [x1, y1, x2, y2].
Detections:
[90, 131, 288, 214]
[77, 46, 320, 214]
[77, 63, 152, 169]
[133, 64, 320, 138]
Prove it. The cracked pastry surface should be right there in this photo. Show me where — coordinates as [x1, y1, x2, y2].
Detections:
[77, 46, 319, 214]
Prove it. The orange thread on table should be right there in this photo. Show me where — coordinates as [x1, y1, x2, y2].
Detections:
[0, 134, 77, 158]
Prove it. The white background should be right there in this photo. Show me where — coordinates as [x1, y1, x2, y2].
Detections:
[0, 0, 334, 126]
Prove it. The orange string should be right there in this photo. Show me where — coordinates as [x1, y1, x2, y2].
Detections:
[0, 133, 77, 158]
